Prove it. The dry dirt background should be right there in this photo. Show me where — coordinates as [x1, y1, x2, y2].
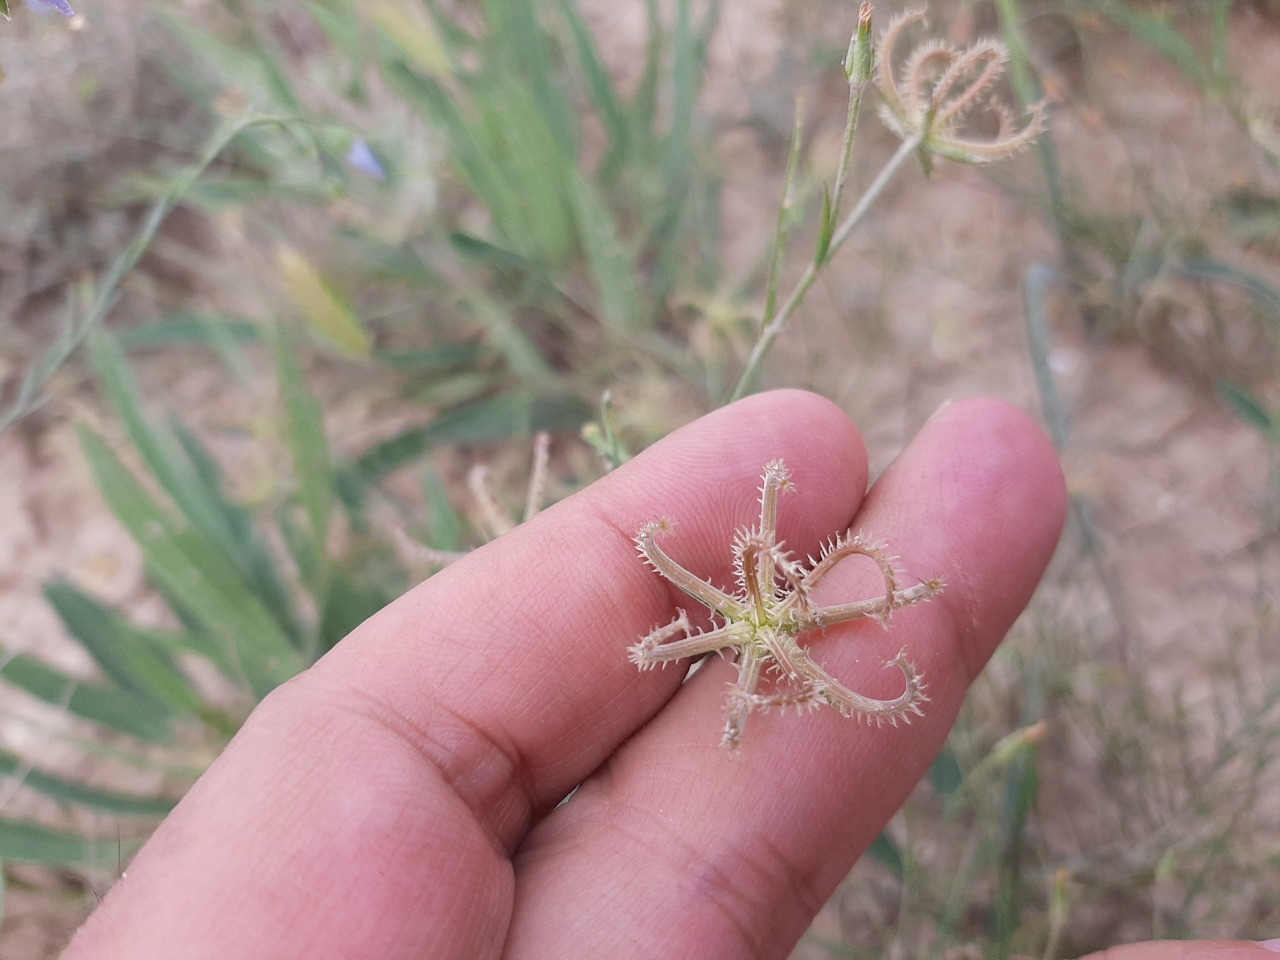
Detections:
[2, 0, 1280, 956]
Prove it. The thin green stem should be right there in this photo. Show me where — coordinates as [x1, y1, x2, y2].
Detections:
[830, 81, 866, 228]
[0, 113, 291, 432]
[728, 130, 923, 403]
[832, 3, 875, 222]
[761, 97, 806, 330]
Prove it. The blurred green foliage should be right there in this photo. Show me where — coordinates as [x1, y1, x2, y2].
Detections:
[0, 0, 732, 871]
[155, 0, 725, 397]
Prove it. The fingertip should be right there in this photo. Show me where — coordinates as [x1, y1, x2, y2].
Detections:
[1078, 941, 1280, 960]
[861, 397, 1066, 685]
[914, 395, 1067, 540]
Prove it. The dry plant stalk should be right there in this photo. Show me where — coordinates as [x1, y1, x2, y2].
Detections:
[394, 431, 552, 569]
[729, 6, 1046, 402]
[631, 460, 943, 750]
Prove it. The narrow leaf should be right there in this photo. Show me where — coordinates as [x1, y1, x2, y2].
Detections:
[77, 426, 302, 695]
[0, 749, 176, 817]
[552, 0, 628, 171]
[569, 174, 645, 331]
[276, 326, 333, 588]
[115, 315, 262, 351]
[336, 391, 590, 505]
[42, 580, 200, 714]
[372, 1, 452, 79]
[815, 183, 835, 265]
[0, 818, 123, 868]
[1218, 380, 1278, 436]
[89, 331, 253, 574]
[373, 342, 484, 372]
[276, 245, 372, 358]
[0, 653, 173, 743]
[928, 743, 965, 797]
[163, 419, 300, 640]
[866, 830, 904, 879]
[423, 468, 463, 554]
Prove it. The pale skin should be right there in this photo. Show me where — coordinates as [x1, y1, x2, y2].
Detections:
[62, 391, 1275, 959]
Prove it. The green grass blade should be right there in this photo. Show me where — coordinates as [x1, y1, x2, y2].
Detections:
[1099, 1, 1217, 91]
[0, 653, 173, 743]
[569, 173, 646, 332]
[317, 564, 402, 655]
[77, 426, 302, 694]
[482, 84, 576, 263]
[487, 0, 578, 155]
[0, 818, 125, 868]
[866, 829, 904, 879]
[335, 391, 590, 507]
[448, 228, 558, 279]
[1218, 381, 1279, 437]
[114, 315, 263, 351]
[372, 1, 453, 79]
[662, 0, 698, 182]
[379, 64, 533, 255]
[373, 341, 485, 372]
[89, 331, 254, 569]
[815, 183, 835, 265]
[0, 750, 176, 818]
[928, 743, 965, 798]
[276, 325, 333, 596]
[42, 580, 201, 714]
[166, 419, 298, 632]
[89, 332, 300, 639]
[423, 468, 463, 553]
[475, 307, 557, 385]
[633, 0, 662, 139]
[552, 0, 628, 172]
[276, 246, 373, 358]
[1175, 257, 1280, 322]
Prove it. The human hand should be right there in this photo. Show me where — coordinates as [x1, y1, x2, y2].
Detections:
[60, 390, 1268, 959]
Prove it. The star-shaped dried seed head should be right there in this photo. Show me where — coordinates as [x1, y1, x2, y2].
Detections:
[876, 8, 1046, 174]
[631, 460, 942, 750]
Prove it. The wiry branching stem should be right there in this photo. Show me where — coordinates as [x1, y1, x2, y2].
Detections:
[728, 6, 1045, 403]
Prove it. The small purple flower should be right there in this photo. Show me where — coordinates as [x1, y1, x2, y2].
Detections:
[345, 139, 387, 182]
[27, 0, 76, 15]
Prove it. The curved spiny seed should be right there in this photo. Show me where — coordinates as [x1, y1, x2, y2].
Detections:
[628, 609, 691, 669]
[822, 650, 928, 724]
[757, 459, 793, 552]
[737, 681, 828, 714]
[902, 41, 956, 116]
[804, 534, 899, 608]
[876, 8, 929, 118]
[771, 549, 810, 608]
[874, 7, 1045, 167]
[636, 519, 743, 617]
[930, 44, 1006, 125]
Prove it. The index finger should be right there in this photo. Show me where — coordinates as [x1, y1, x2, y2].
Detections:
[313, 388, 873, 844]
[65, 390, 873, 960]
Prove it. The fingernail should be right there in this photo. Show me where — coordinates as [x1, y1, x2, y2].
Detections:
[1258, 940, 1280, 952]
